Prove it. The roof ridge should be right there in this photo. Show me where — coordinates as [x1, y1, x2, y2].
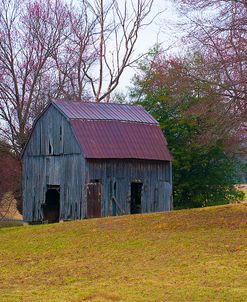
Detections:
[69, 118, 158, 125]
[53, 99, 142, 108]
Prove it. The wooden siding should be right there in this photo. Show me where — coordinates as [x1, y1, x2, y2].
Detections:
[22, 105, 85, 222]
[24, 105, 81, 156]
[85, 159, 172, 217]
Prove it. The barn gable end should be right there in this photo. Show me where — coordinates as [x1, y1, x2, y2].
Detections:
[22, 104, 86, 222]
[23, 104, 82, 157]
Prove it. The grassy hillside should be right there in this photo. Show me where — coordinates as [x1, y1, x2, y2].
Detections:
[1, 204, 247, 302]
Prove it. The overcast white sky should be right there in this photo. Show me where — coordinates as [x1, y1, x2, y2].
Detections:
[115, 0, 182, 93]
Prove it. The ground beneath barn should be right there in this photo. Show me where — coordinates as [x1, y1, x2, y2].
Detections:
[0, 204, 247, 302]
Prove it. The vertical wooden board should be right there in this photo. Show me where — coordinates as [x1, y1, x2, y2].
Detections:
[124, 162, 129, 214]
[101, 162, 107, 216]
[147, 162, 152, 212]
[169, 161, 173, 210]
[158, 180, 164, 211]
[152, 163, 159, 211]
[106, 161, 111, 177]
[164, 182, 172, 211]
[116, 161, 122, 178]
[147, 162, 154, 212]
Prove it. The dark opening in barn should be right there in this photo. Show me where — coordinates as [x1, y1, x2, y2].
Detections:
[130, 182, 143, 214]
[42, 186, 60, 223]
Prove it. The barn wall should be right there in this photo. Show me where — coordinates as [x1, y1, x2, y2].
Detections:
[24, 105, 82, 156]
[85, 159, 172, 217]
[22, 105, 85, 222]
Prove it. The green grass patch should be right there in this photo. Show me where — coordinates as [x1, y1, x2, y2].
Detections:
[1, 204, 247, 301]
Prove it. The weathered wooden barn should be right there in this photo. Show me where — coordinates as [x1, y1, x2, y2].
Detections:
[22, 100, 172, 223]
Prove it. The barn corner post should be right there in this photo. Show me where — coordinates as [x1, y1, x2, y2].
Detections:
[21, 158, 26, 222]
[170, 161, 173, 211]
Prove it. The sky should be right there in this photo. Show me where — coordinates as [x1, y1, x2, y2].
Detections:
[115, 0, 182, 93]
[70, 0, 183, 97]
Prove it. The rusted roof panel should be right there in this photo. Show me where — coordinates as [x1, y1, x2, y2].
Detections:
[54, 99, 158, 124]
[70, 120, 172, 161]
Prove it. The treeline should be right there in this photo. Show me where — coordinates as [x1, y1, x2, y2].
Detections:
[129, 50, 246, 208]
[128, 0, 247, 207]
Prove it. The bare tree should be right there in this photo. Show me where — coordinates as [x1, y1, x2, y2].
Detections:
[0, 0, 156, 155]
[175, 0, 247, 127]
[172, 0, 247, 151]
[84, 0, 155, 102]
[0, 0, 69, 156]
[55, 0, 155, 103]
[53, 1, 97, 101]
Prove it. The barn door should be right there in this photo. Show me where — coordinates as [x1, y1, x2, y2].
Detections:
[87, 182, 102, 218]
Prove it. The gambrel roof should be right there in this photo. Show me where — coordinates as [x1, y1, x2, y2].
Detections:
[24, 99, 172, 161]
[54, 99, 158, 124]
[53, 100, 172, 161]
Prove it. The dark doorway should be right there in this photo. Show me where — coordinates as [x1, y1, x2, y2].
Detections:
[130, 182, 143, 214]
[87, 182, 102, 218]
[43, 186, 60, 223]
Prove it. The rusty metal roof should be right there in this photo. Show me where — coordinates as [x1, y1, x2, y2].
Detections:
[70, 120, 172, 161]
[53, 99, 158, 124]
[51, 100, 171, 161]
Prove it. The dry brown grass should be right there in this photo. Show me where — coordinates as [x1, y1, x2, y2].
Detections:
[0, 203, 247, 301]
[0, 192, 22, 220]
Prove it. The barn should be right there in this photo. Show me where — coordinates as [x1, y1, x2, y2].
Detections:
[22, 100, 172, 223]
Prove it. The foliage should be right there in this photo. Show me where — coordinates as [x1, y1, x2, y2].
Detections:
[0, 204, 247, 301]
[130, 51, 244, 208]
